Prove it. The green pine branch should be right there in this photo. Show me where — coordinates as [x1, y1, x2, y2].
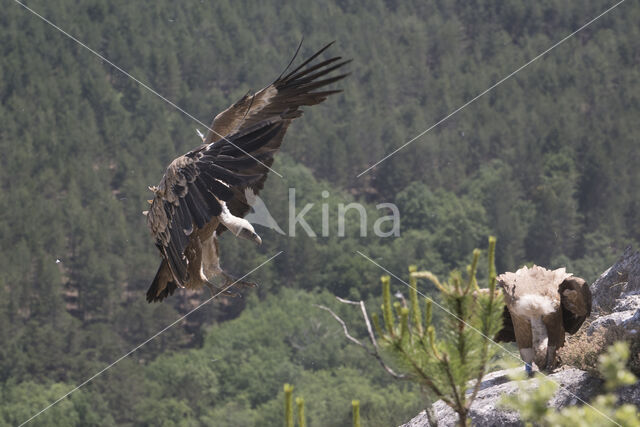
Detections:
[372, 236, 505, 427]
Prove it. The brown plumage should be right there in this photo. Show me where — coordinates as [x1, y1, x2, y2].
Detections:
[145, 42, 349, 302]
[494, 265, 591, 373]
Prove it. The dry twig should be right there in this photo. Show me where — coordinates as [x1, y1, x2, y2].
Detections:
[314, 299, 405, 379]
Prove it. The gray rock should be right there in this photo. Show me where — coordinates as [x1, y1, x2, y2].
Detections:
[587, 309, 639, 335]
[400, 368, 603, 427]
[613, 294, 640, 312]
[590, 246, 640, 315]
[588, 246, 640, 338]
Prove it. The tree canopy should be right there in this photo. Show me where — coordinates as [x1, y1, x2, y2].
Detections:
[1, 0, 638, 425]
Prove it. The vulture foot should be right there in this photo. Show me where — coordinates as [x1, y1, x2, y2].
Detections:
[221, 270, 258, 289]
[525, 363, 534, 377]
[204, 281, 242, 298]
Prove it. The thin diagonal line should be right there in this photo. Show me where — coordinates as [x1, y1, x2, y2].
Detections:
[12, 0, 283, 178]
[357, 0, 626, 177]
[356, 251, 622, 427]
[18, 251, 283, 427]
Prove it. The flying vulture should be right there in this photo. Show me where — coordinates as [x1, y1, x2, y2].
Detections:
[495, 265, 592, 374]
[144, 42, 349, 302]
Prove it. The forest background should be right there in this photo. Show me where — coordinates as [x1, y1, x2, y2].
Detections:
[1, 0, 639, 425]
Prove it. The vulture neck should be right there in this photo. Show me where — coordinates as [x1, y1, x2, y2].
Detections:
[219, 202, 261, 245]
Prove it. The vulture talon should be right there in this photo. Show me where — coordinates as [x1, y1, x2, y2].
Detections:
[221, 271, 257, 289]
[204, 281, 240, 298]
[525, 363, 534, 377]
[237, 280, 258, 289]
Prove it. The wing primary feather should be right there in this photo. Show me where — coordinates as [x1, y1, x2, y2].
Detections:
[277, 37, 304, 80]
[281, 57, 346, 85]
[281, 41, 335, 82]
[290, 73, 351, 94]
[289, 60, 352, 86]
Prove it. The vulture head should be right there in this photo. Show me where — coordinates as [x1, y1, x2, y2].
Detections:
[495, 265, 591, 375]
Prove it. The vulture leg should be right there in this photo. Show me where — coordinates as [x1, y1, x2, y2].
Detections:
[510, 312, 535, 376]
[200, 234, 241, 297]
[201, 233, 223, 278]
[184, 236, 206, 290]
[543, 310, 565, 371]
[185, 234, 237, 296]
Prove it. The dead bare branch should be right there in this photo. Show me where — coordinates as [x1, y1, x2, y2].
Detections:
[314, 303, 405, 379]
[337, 297, 382, 351]
[335, 296, 360, 305]
[313, 304, 363, 348]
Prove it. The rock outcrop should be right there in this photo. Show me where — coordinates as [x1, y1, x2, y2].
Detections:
[401, 368, 608, 427]
[588, 246, 640, 336]
[400, 247, 640, 427]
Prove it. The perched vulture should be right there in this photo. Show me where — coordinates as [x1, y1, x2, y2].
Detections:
[144, 42, 349, 302]
[495, 265, 592, 374]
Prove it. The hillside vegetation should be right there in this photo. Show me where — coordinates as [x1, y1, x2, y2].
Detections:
[1, 0, 639, 425]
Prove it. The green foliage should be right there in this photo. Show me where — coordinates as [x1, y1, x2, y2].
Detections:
[0, 381, 115, 427]
[138, 289, 423, 426]
[396, 184, 490, 270]
[372, 237, 504, 426]
[599, 342, 637, 392]
[501, 342, 640, 427]
[2, 0, 640, 424]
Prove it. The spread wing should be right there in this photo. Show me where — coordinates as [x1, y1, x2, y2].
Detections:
[147, 117, 291, 286]
[203, 42, 350, 227]
[495, 306, 516, 342]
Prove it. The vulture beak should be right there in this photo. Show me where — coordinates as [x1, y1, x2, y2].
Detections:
[238, 228, 262, 245]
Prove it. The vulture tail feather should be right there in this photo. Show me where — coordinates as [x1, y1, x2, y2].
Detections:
[147, 261, 178, 303]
